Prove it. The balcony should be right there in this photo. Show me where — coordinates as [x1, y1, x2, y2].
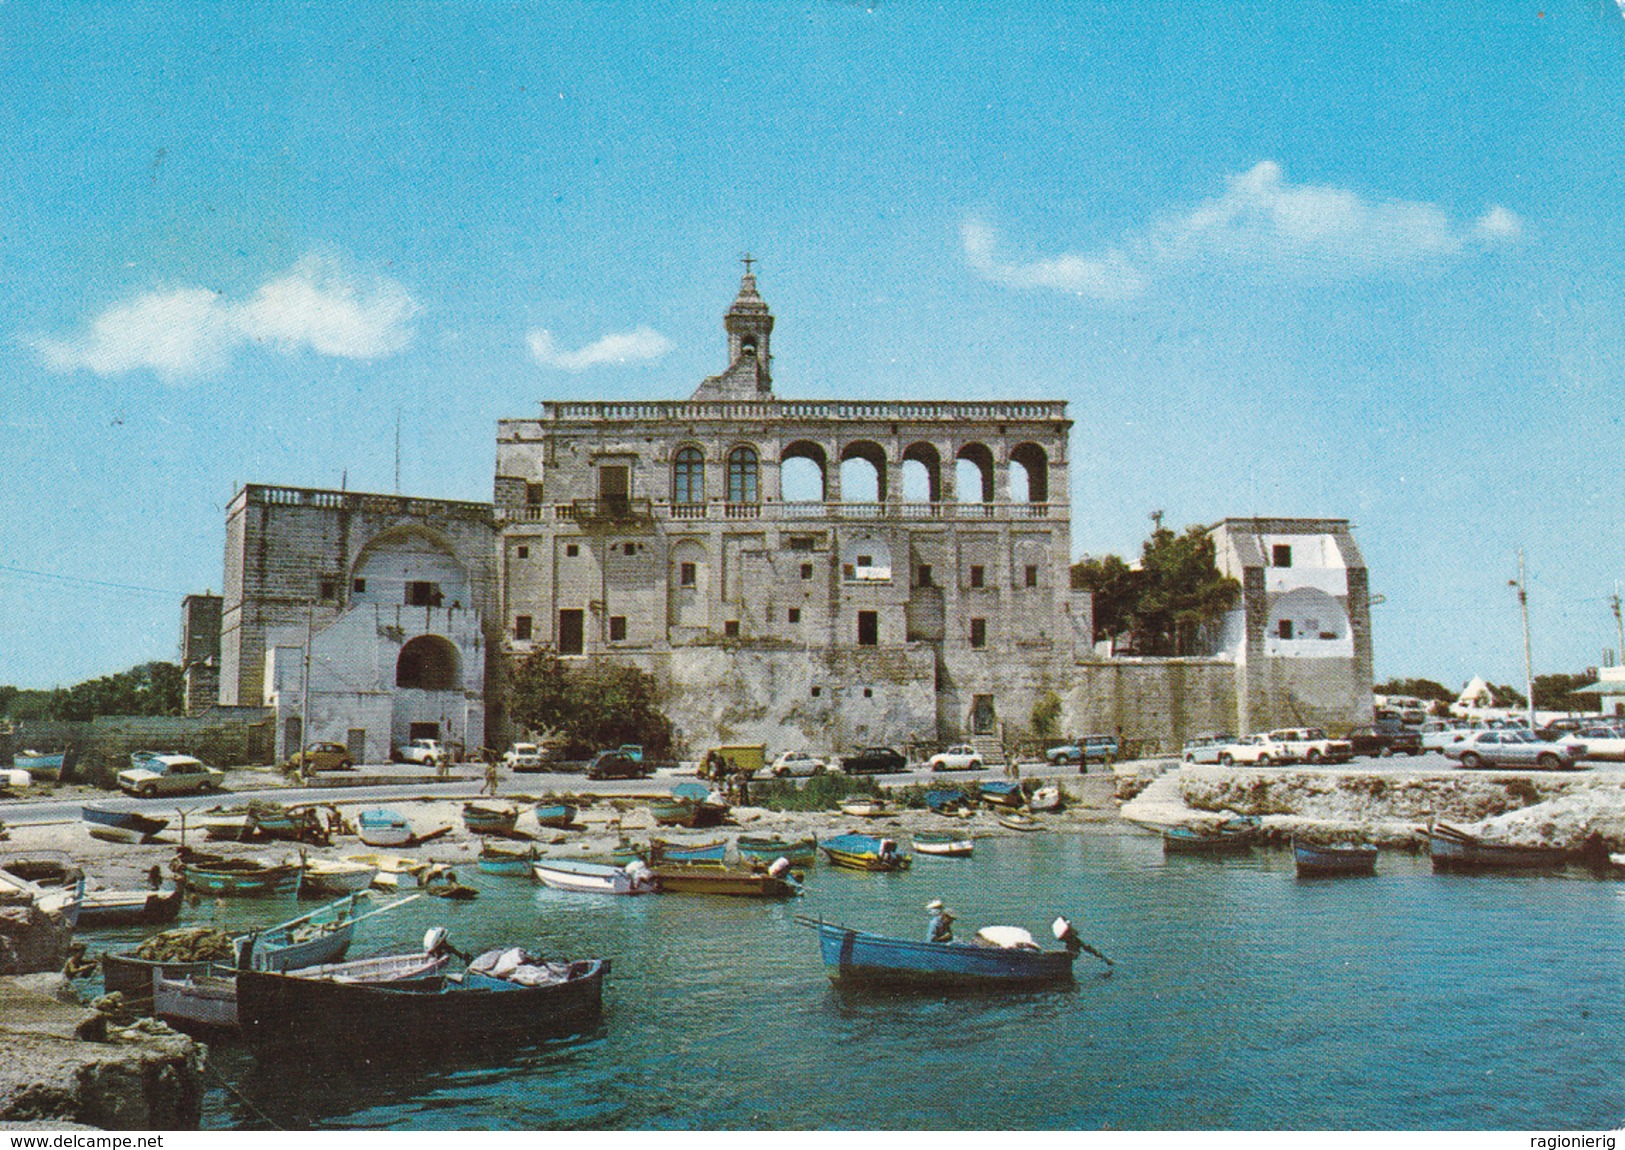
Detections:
[496, 500, 1057, 526]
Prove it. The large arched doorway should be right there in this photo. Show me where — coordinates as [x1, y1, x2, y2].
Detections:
[396, 635, 460, 690]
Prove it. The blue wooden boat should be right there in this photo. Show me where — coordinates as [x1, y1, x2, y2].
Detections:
[976, 780, 1024, 809]
[924, 788, 968, 815]
[463, 802, 520, 836]
[82, 805, 169, 844]
[651, 783, 728, 829]
[173, 847, 302, 896]
[820, 833, 910, 872]
[1163, 817, 1258, 855]
[15, 751, 66, 780]
[358, 809, 414, 847]
[478, 842, 537, 875]
[736, 835, 817, 866]
[1427, 823, 1568, 871]
[533, 803, 577, 830]
[649, 837, 727, 867]
[795, 916, 1075, 989]
[1293, 837, 1378, 877]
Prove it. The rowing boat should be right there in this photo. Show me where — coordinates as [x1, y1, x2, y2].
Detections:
[532, 858, 658, 895]
[736, 835, 817, 866]
[912, 831, 973, 858]
[796, 916, 1076, 989]
[1292, 838, 1378, 877]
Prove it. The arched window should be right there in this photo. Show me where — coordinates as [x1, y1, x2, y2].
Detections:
[673, 447, 704, 505]
[728, 446, 759, 504]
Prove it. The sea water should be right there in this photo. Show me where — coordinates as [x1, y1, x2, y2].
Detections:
[178, 830, 1625, 1130]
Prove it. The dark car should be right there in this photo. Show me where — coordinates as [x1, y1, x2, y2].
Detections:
[1537, 716, 1602, 742]
[839, 746, 908, 774]
[1346, 724, 1423, 758]
[585, 750, 650, 780]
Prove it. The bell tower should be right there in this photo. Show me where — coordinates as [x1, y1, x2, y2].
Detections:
[692, 255, 774, 400]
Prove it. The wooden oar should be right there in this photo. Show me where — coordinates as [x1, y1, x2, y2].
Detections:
[345, 892, 423, 928]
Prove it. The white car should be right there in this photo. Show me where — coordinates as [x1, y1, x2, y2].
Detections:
[1214, 735, 1295, 766]
[397, 739, 447, 766]
[117, 754, 225, 797]
[1419, 722, 1474, 752]
[502, 743, 543, 771]
[1181, 733, 1236, 764]
[1266, 728, 1354, 764]
[770, 750, 827, 777]
[926, 744, 984, 772]
[1557, 725, 1625, 762]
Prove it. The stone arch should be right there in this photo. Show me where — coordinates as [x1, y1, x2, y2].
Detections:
[396, 634, 461, 690]
[1266, 588, 1352, 652]
[840, 440, 888, 503]
[1009, 442, 1050, 503]
[780, 440, 828, 503]
[955, 442, 995, 503]
[351, 525, 471, 609]
[902, 441, 942, 503]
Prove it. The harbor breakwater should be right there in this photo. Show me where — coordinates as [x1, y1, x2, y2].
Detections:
[1119, 762, 1625, 850]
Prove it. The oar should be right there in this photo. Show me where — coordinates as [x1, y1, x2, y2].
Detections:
[345, 892, 423, 929]
[1076, 939, 1115, 969]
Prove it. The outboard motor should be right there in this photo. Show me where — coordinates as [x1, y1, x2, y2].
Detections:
[423, 926, 448, 954]
[1053, 915, 1083, 955]
[767, 857, 791, 878]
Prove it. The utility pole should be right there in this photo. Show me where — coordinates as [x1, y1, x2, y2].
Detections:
[1612, 583, 1623, 668]
[1509, 550, 1536, 729]
[300, 574, 314, 766]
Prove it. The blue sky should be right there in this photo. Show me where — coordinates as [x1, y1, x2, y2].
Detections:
[3, 1, 1624, 693]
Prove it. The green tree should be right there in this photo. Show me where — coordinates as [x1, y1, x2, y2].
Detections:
[1070, 554, 1140, 646]
[508, 649, 673, 758]
[1532, 672, 1599, 713]
[1132, 526, 1241, 656]
[0, 662, 184, 721]
[1374, 678, 1457, 706]
[1030, 690, 1062, 741]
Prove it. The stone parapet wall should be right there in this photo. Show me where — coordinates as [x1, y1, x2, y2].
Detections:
[4, 708, 274, 781]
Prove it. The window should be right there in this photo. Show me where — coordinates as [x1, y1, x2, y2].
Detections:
[970, 618, 987, 648]
[680, 562, 697, 587]
[352, 577, 366, 593]
[673, 446, 704, 505]
[526, 482, 544, 506]
[566, 543, 579, 557]
[857, 554, 873, 567]
[724, 620, 740, 638]
[801, 563, 814, 579]
[789, 535, 816, 552]
[857, 611, 878, 646]
[317, 577, 338, 602]
[514, 615, 532, 640]
[623, 543, 636, 556]
[917, 565, 933, 588]
[970, 565, 985, 589]
[1277, 619, 1294, 639]
[516, 545, 529, 559]
[610, 616, 627, 641]
[811, 686, 822, 698]
[727, 446, 759, 504]
[599, 464, 630, 515]
[1024, 565, 1038, 588]
[1273, 544, 1293, 568]
[558, 610, 584, 654]
[863, 687, 873, 698]
[406, 581, 442, 607]
[788, 607, 801, 624]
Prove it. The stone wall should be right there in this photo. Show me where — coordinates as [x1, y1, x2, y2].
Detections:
[3, 708, 274, 781]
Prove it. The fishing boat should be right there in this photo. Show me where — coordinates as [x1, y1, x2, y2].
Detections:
[154, 922, 447, 1032]
[651, 861, 799, 898]
[247, 801, 335, 845]
[736, 835, 817, 867]
[1427, 822, 1568, 871]
[477, 842, 538, 875]
[14, 750, 65, 780]
[821, 833, 910, 872]
[343, 852, 431, 889]
[0, 864, 83, 939]
[532, 858, 658, 896]
[192, 806, 256, 842]
[999, 812, 1041, 832]
[1027, 785, 1062, 812]
[649, 838, 727, 867]
[463, 802, 520, 836]
[0, 857, 162, 928]
[0, 768, 31, 792]
[1292, 838, 1379, 877]
[357, 809, 415, 847]
[607, 840, 649, 866]
[173, 848, 302, 896]
[912, 830, 973, 858]
[651, 783, 729, 829]
[81, 805, 169, 844]
[976, 780, 1025, 810]
[533, 802, 578, 830]
[234, 950, 610, 1052]
[838, 798, 890, 819]
[923, 788, 969, 816]
[795, 916, 1076, 989]
[299, 857, 380, 896]
[1162, 818, 1258, 855]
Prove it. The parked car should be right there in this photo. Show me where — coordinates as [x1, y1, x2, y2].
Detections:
[1539, 716, 1603, 742]
[1181, 733, 1236, 764]
[396, 739, 448, 766]
[585, 750, 651, 780]
[1266, 728, 1354, 764]
[839, 746, 908, 775]
[502, 743, 544, 771]
[117, 753, 225, 797]
[286, 742, 354, 772]
[1444, 729, 1584, 771]
[770, 750, 827, 777]
[925, 744, 984, 772]
[1419, 721, 1473, 752]
[1214, 734, 1295, 766]
[1045, 734, 1120, 765]
[1555, 725, 1625, 762]
[1345, 724, 1423, 758]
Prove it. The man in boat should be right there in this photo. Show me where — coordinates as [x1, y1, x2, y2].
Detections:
[926, 899, 955, 943]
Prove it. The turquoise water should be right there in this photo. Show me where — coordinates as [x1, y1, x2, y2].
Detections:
[160, 831, 1624, 1130]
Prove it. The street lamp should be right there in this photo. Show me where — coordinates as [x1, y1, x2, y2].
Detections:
[1508, 550, 1536, 730]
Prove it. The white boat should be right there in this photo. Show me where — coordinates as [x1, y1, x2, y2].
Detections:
[357, 809, 414, 847]
[301, 858, 380, 896]
[193, 809, 255, 841]
[341, 853, 429, 890]
[838, 799, 889, 818]
[1027, 785, 1061, 812]
[532, 858, 658, 896]
[912, 832, 974, 858]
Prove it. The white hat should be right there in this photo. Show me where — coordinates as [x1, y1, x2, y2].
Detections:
[926, 899, 944, 912]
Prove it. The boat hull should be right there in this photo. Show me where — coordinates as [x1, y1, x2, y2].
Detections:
[977, 783, 1025, 810]
[651, 865, 797, 897]
[1163, 825, 1255, 855]
[357, 810, 414, 847]
[1428, 830, 1567, 871]
[82, 806, 169, 844]
[533, 860, 655, 895]
[649, 838, 727, 867]
[533, 804, 577, 830]
[801, 919, 1074, 989]
[180, 862, 302, 896]
[912, 834, 973, 858]
[77, 887, 183, 929]
[1293, 839, 1378, 877]
[821, 834, 910, 872]
[736, 836, 817, 866]
[463, 804, 520, 836]
[300, 862, 380, 896]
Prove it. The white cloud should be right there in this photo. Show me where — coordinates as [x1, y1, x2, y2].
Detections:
[34, 255, 420, 382]
[527, 326, 673, 371]
[965, 161, 1524, 300]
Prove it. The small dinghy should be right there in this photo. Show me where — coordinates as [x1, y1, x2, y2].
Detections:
[912, 831, 973, 858]
[533, 858, 658, 896]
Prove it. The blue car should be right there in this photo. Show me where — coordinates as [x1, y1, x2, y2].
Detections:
[1044, 734, 1120, 766]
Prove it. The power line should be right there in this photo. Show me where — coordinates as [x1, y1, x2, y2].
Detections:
[0, 563, 178, 598]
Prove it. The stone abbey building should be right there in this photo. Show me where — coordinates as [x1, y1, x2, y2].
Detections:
[200, 269, 1372, 763]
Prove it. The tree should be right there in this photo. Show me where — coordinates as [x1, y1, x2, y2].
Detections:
[508, 649, 673, 758]
[1374, 678, 1456, 706]
[0, 662, 184, 721]
[1070, 554, 1140, 646]
[1030, 690, 1062, 741]
[1532, 672, 1599, 713]
[1071, 525, 1240, 655]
